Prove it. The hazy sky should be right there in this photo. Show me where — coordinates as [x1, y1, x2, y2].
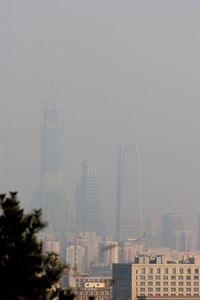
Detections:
[1, 1, 200, 234]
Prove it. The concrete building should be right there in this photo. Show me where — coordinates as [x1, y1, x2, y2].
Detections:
[74, 287, 112, 300]
[67, 273, 112, 299]
[116, 145, 142, 241]
[161, 213, 183, 248]
[121, 241, 144, 263]
[66, 232, 101, 274]
[175, 230, 196, 252]
[113, 255, 200, 300]
[100, 240, 119, 266]
[44, 239, 60, 255]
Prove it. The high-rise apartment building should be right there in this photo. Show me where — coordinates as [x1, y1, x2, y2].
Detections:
[162, 213, 183, 249]
[100, 240, 119, 266]
[77, 160, 101, 234]
[40, 100, 67, 234]
[116, 145, 142, 241]
[175, 230, 196, 252]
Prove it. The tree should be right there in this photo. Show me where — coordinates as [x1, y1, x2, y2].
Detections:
[0, 192, 63, 300]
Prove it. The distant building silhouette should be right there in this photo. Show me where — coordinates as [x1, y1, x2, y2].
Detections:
[77, 160, 101, 234]
[116, 145, 142, 241]
[175, 230, 196, 252]
[161, 213, 183, 248]
[40, 100, 67, 234]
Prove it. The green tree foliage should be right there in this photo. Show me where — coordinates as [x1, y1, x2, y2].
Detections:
[0, 192, 63, 300]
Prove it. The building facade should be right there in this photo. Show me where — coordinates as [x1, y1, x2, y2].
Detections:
[100, 240, 119, 266]
[113, 255, 200, 300]
[116, 145, 142, 241]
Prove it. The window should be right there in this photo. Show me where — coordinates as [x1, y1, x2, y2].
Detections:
[186, 288, 191, 292]
[140, 282, 145, 286]
[172, 268, 176, 274]
[148, 282, 153, 286]
[163, 282, 168, 286]
[186, 282, 191, 286]
[156, 294, 160, 296]
[194, 288, 199, 292]
[156, 281, 160, 286]
[171, 288, 176, 292]
[194, 275, 199, 280]
[140, 288, 145, 292]
[179, 288, 184, 292]
[156, 268, 160, 274]
[179, 275, 183, 280]
[171, 276, 176, 280]
[156, 288, 160, 292]
[164, 268, 168, 274]
[187, 269, 191, 274]
[149, 268, 153, 274]
[156, 275, 160, 280]
[148, 275, 153, 280]
[179, 268, 184, 274]
[148, 288, 153, 292]
[179, 282, 183, 286]
[195, 269, 199, 274]
[186, 276, 191, 280]
[194, 282, 199, 286]
[163, 275, 168, 280]
[141, 268, 145, 274]
[163, 288, 168, 292]
[140, 275, 145, 280]
[171, 282, 176, 286]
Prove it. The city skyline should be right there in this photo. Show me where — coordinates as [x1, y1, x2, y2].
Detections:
[2, 1, 200, 235]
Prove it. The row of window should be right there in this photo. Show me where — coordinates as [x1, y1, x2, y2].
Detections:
[140, 293, 200, 297]
[137, 268, 199, 274]
[138, 281, 199, 286]
[140, 287, 199, 292]
[139, 275, 199, 280]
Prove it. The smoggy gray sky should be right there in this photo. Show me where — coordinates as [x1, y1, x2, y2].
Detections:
[1, 1, 200, 234]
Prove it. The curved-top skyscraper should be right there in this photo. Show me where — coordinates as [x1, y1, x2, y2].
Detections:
[116, 144, 142, 241]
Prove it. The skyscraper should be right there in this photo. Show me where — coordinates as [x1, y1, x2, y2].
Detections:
[116, 145, 142, 241]
[40, 100, 67, 234]
[77, 160, 101, 234]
